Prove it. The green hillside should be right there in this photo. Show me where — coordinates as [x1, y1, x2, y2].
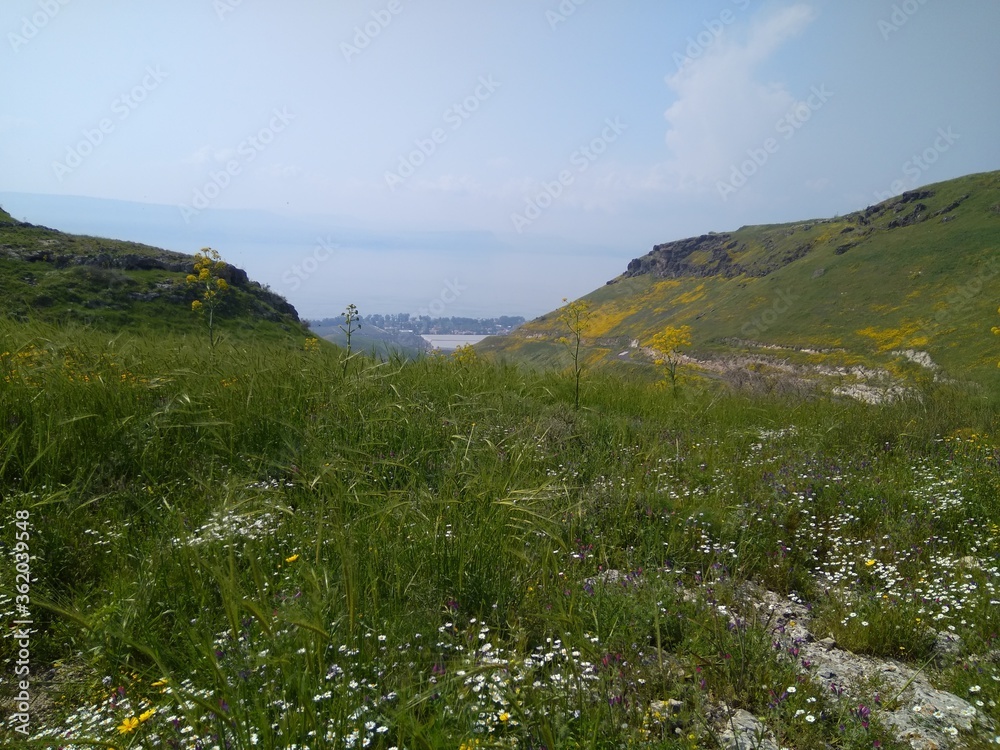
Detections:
[0, 207, 308, 340]
[483, 170, 1000, 388]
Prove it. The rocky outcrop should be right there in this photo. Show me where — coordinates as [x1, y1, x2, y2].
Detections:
[1, 234, 299, 323]
[855, 189, 935, 228]
[624, 233, 743, 279]
[752, 587, 990, 749]
[596, 570, 991, 749]
[621, 230, 819, 282]
[1, 245, 238, 279]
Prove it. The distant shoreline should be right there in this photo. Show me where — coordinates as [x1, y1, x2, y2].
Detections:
[420, 334, 490, 351]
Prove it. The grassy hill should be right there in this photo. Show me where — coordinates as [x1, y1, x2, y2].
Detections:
[4, 319, 1000, 748]
[0, 206, 308, 341]
[6, 189, 1000, 745]
[482, 170, 1000, 389]
[309, 321, 429, 360]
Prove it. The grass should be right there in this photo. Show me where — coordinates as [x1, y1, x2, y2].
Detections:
[2, 319, 1000, 748]
[0, 211, 307, 339]
[482, 169, 1000, 387]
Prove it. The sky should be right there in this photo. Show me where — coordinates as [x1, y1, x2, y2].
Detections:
[1, 0, 998, 319]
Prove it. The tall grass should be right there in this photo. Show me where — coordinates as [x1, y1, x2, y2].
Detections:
[1, 319, 998, 748]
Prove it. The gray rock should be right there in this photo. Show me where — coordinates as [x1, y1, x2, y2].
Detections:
[715, 708, 779, 750]
[754, 587, 990, 750]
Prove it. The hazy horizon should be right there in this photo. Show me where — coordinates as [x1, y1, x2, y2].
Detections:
[3, 1, 999, 318]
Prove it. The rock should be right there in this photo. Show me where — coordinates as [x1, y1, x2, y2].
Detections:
[933, 629, 963, 661]
[715, 708, 779, 750]
[932, 195, 969, 216]
[650, 698, 683, 716]
[756, 588, 990, 750]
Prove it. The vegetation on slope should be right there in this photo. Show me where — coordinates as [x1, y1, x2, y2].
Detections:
[2, 321, 1000, 747]
[0, 208, 306, 340]
[483, 170, 1000, 388]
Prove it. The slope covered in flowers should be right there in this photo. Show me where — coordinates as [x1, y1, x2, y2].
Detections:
[2, 321, 1000, 748]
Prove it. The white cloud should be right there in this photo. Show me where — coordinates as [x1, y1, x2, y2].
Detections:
[663, 3, 818, 187]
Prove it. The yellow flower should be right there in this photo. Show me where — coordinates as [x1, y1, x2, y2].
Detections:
[151, 678, 168, 688]
[117, 716, 139, 734]
[865, 559, 876, 567]
[499, 711, 510, 722]
[192, 300, 203, 311]
[139, 707, 157, 722]
[186, 274, 197, 284]
[285, 554, 299, 563]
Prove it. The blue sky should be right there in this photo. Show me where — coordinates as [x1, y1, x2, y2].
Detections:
[1, 0, 998, 319]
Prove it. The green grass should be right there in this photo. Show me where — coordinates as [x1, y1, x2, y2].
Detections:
[483, 170, 1000, 388]
[2, 319, 1000, 748]
[0, 211, 307, 339]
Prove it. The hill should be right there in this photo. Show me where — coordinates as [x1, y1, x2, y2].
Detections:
[308, 320, 429, 359]
[482, 170, 1000, 391]
[0, 206, 307, 339]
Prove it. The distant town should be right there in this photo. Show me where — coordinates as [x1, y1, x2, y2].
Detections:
[305, 313, 527, 355]
[306, 313, 525, 336]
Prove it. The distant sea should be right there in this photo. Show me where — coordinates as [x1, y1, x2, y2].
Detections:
[420, 335, 490, 351]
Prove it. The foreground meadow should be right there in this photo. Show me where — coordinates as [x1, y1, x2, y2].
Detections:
[2, 322, 1000, 749]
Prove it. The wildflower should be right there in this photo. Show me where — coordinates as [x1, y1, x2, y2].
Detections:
[285, 554, 299, 563]
[139, 707, 157, 722]
[866, 559, 876, 567]
[117, 716, 140, 734]
[805, 714, 816, 723]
